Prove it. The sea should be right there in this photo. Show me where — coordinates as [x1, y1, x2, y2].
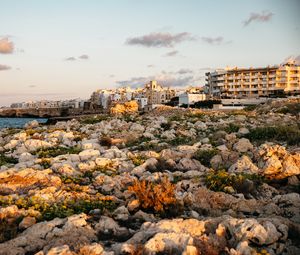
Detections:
[0, 118, 48, 129]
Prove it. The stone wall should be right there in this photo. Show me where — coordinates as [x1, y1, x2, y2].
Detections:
[0, 108, 64, 118]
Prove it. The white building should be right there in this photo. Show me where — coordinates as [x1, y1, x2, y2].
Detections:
[134, 97, 148, 110]
[179, 93, 206, 106]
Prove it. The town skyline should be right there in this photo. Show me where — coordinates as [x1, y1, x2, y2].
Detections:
[1, 0, 300, 106]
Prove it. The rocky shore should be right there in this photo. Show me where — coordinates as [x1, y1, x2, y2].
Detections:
[0, 98, 299, 255]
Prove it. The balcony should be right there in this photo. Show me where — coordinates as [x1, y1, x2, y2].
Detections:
[286, 86, 300, 90]
[276, 78, 287, 82]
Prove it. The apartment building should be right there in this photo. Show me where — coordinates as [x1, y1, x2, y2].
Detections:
[206, 61, 300, 99]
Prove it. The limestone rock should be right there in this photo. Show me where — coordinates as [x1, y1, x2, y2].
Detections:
[228, 155, 259, 174]
[24, 120, 39, 129]
[95, 216, 130, 241]
[0, 214, 96, 254]
[79, 243, 104, 255]
[258, 144, 300, 179]
[233, 138, 253, 153]
[79, 149, 100, 161]
[24, 139, 52, 152]
[19, 216, 36, 229]
[176, 158, 206, 172]
[46, 245, 73, 255]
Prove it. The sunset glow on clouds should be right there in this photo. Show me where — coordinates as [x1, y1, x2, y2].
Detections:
[0, 37, 14, 54]
[0, 0, 299, 106]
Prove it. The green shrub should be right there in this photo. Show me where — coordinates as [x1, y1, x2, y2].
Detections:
[205, 170, 264, 193]
[92, 163, 117, 176]
[160, 122, 172, 130]
[60, 175, 85, 185]
[81, 115, 109, 124]
[33, 146, 82, 158]
[3, 128, 21, 136]
[245, 125, 300, 145]
[168, 136, 193, 146]
[39, 158, 51, 169]
[122, 114, 137, 122]
[0, 154, 18, 167]
[224, 123, 240, 133]
[0, 195, 116, 221]
[243, 105, 257, 111]
[25, 129, 43, 136]
[130, 155, 147, 166]
[126, 137, 151, 148]
[188, 112, 206, 120]
[193, 149, 218, 167]
[169, 115, 182, 122]
[275, 103, 300, 115]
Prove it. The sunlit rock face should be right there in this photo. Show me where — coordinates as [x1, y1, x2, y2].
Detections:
[110, 100, 139, 115]
[0, 98, 299, 254]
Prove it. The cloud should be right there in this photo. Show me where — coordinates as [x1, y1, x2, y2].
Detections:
[0, 37, 14, 54]
[126, 32, 194, 48]
[282, 55, 300, 65]
[79, 54, 89, 59]
[243, 11, 273, 26]
[0, 64, 11, 71]
[65, 57, 76, 61]
[164, 50, 179, 57]
[0, 92, 75, 97]
[199, 67, 215, 71]
[201, 36, 225, 45]
[176, 68, 193, 74]
[116, 70, 201, 88]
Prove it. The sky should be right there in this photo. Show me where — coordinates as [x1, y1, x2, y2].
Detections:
[0, 0, 300, 106]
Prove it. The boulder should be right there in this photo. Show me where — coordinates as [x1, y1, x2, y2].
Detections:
[194, 121, 207, 130]
[0, 214, 96, 254]
[19, 152, 35, 163]
[228, 155, 259, 174]
[257, 144, 300, 179]
[233, 138, 253, 153]
[79, 243, 104, 255]
[95, 216, 130, 241]
[19, 216, 36, 230]
[45, 245, 73, 255]
[238, 127, 249, 135]
[79, 149, 100, 161]
[130, 123, 145, 133]
[113, 206, 129, 221]
[176, 158, 206, 172]
[24, 120, 39, 129]
[24, 139, 52, 152]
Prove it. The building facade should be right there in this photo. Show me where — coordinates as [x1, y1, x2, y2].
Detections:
[206, 61, 300, 99]
[90, 80, 177, 111]
[179, 93, 206, 106]
[144, 80, 176, 105]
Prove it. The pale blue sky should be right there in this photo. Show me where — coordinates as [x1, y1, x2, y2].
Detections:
[0, 0, 299, 106]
